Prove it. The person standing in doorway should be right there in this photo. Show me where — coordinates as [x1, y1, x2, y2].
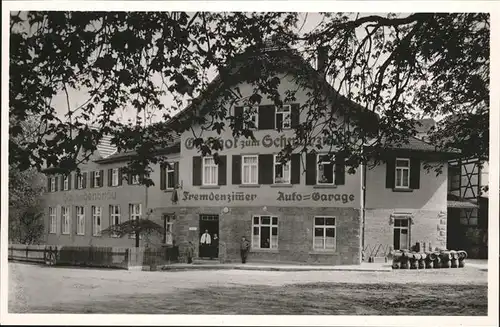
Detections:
[211, 233, 219, 260]
[240, 236, 250, 264]
[200, 229, 211, 258]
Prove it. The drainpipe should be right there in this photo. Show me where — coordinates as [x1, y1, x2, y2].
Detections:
[361, 161, 367, 259]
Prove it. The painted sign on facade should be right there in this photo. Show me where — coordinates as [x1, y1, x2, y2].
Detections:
[63, 191, 117, 204]
[276, 191, 355, 204]
[182, 191, 258, 203]
[180, 190, 355, 205]
[184, 134, 332, 151]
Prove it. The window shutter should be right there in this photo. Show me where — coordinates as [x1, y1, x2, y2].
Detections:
[334, 153, 346, 185]
[291, 103, 300, 128]
[128, 172, 133, 185]
[108, 169, 113, 186]
[306, 154, 317, 185]
[82, 172, 87, 188]
[291, 154, 301, 184]
[118, 168, 123, 186]
[47, 177, 51, 192]
[160, 164, 166, 190]
[386, 158, 396, 188]
[232, 155, 241, 185]
[68, 174, 72, 190]
[410, 158, 421, 189]
[192, 156, 202, 186]
[173, 162, 179, 187]
[258, 105, 276, 130]
[74, 173, 78, 189]
[90, 171, 95, 188]
[99, 170, 104, 187]
[60, 175, 64, 190]
[218, 155, 227, 186]
[234, 106, 244, 130]
[258, 154, 274, 184]
[54, 176, 59, 191]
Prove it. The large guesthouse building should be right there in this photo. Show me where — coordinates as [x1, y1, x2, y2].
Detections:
[42, 41, 456, 265]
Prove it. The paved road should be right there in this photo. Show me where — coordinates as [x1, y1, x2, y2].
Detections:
[8, 261, 488, 313]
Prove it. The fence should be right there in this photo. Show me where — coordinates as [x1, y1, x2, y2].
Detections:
[8, 244, 180, 270]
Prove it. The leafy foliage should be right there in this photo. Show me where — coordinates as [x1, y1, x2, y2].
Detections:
[101, 218, 164, 248]
[9, 167, 46, 244]
[9, 12, 489, 182]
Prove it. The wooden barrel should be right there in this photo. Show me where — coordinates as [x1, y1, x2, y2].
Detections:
[426, 251, 438, 261]
[434, 256, 442, 269]
[458, 250, 467, 268]
[440, 251, 451, 268]
[392, 252, 403, 263]
[458, 250, 468, 260]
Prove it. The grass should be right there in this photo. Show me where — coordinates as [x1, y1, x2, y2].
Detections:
[23, 282, 487, 315]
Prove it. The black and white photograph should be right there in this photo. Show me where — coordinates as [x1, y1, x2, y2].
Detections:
[1, 1, 498, 326]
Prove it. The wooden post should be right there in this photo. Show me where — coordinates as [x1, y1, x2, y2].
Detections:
[163, 214, 167, 244]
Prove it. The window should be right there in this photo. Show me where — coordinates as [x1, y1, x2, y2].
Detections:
[76, 173, 85, 189]
[92, 206, 102, 236]
[129, 204, 142, 239]
[252, 216, 278, 249]
[448, 164, 460, 191]
[165, 215, 174, 245]
[111, 168, 119, 186]
[130, 204, 142, 220]
[274, 155, 290, 184]
[166, 164, 175, 189]
[244, 106, 258, 129]
[131, 174, 140, 185]
[275, 105, 291, 130]
[110, 205, 121, 237]
[63, 176, 69, 191]
[395, 158, 410, 188]
[49, 207, 57, 233]
[393, 218, 410, 250]
[50, 178, 56, 192]
[317, 154, 335, 185]
[242, 155, 258, 185]
[61, 206, 70, 234]
[76, 206, 85, 235]
[202, 157, 218, 186]
[93, 171, 102, 188]
[314, 217, 336, 250]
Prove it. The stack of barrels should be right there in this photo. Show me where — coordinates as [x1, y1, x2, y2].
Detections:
[391, 250, 468, 269]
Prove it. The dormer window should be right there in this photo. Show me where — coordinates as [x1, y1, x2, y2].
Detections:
[275, 105, 291, 130]
[317, 154, 335, 185]
[395, 158, 410, 189]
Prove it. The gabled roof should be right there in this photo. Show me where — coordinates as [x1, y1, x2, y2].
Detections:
[416, 118, 436, 134]
[366, 135, 460, 155]
[447, 193, 478, 208]
[169, 38, 377, 128]
[94, 141, 180, 164]
[386, 136, 459, 153]
[96, 134, 117, 158]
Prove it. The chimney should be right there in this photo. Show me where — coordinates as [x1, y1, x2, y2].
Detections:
[317, 46, 328, 75]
